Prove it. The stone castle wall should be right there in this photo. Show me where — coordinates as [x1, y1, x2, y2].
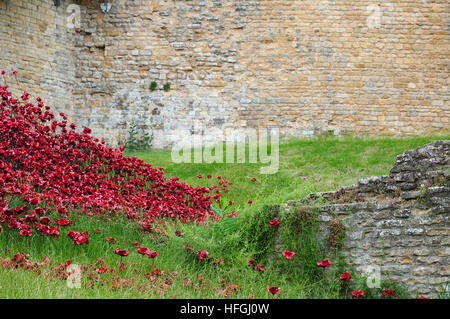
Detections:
[0, 0, 77, 120]
[1, 0, 449, 148]
[281, 140, 449, 297]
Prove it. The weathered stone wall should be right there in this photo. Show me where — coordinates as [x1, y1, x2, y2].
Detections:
[1, 1, 449, 148]
[0, 0, 77, 119]
[281, 140, 449, 297]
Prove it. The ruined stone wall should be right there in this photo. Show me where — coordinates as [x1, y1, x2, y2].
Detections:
[282, 140, 450, 297]
[0, 0, 77, 119]
[1, 0, 449, 148]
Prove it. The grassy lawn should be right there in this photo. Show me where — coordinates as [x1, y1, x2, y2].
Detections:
[126, 134, 450, 209]
[1, 134, 449, 299]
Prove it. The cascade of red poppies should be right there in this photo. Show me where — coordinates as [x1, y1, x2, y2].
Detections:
[0, 85, 219, 237]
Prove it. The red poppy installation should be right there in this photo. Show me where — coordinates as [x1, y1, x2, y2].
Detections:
[0, 84, 222, 242]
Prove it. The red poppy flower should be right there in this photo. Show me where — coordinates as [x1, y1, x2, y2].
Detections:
[74, 234, 88, 245]
[137, 247, 150, 255]
[115, 248, 129, 257]
[197, 250, 209, 260]
[147, 251, 158, 259]
[317, 259, 331, 267]
[19, 229, 32, 237]
[282, 250, 296, 259]
[251, 178, 256, 182]
[23, 214, 38, 223]
[196, 174, 203, 178]
[207, 175, 212, 179]
[247, 200, 253, 204]
[66, 230, 88, 244]
[417, 296, 427, 299]
[97, 267, 107, 274]
[59, 260, 71, 270]
[8, 220, 19, 229]
[268, 286, 280, 295]
[67, 230, 79, 239]
[152, 267, 164, 276]
[248, 259, 255, 265]
[33, 207, 45, 215]
[382, 289, 396, 297]
[339, 272, 351, 282]
[352, 290, 365, 298]
[269, 218, 280, 227]
[40, 216, 51, 225]
[57, 206, 67, 214]
[28, 197, 40, 205]
[133, 240, 140, 248]
[256, 265, 264, 272]
[56, 218, 71, 226]
[0, 70, 5, 75]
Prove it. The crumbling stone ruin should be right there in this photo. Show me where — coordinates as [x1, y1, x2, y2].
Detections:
[282, 140, 449, 297]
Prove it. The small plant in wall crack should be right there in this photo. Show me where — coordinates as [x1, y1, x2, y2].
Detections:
[124, 120, 153, 151]
[329, 216, 344, 253]
[417, 183, 432, 207]
[149, 81, 171, 92]
[163, 83, 171, 92]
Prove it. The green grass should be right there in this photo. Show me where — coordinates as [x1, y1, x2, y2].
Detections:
[126, 134, 450, 209]
[0, 212, 344, 299]
[1, 134, 448, 299]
